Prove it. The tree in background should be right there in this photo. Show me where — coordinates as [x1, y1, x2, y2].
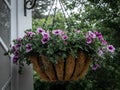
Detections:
[32, 0, 51, 19]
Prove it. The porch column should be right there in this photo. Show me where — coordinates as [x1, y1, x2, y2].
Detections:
[11, 0, 33, 90]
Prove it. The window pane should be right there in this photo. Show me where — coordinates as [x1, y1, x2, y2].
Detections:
[0, 0, 11, 45]
[0, 0, 11, 90]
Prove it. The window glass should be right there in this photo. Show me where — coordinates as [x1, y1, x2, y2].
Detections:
[0, 0, 11, 45]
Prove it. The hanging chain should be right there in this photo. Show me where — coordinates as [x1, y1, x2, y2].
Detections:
[42, 0, 56, 27]
[42, 0, 75, 31]
[59, 0, 70, 30]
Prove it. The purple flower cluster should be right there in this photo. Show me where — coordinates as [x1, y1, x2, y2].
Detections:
[86, 31, 96, 44]
[9, 28, 115, 72]
[52, 29, 68, 41]
[12, 43, 22, 64]
[97, 44, 115, 58]
[12, 44, 21, 51]
[85, 30, 115, 54]
[52, 29, 62, 35]
[13, 55, 19, 64]
[37, 28, 45, 34]
[86, 31, 108, 45]
[41, 31, 50, 44]
[85, 31, 115, 70]
[94, 31, 107, 45]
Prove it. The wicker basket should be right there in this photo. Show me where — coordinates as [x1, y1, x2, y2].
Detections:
[30, 51, 91, 82]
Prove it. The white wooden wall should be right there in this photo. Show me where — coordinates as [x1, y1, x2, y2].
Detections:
[0, 0, 33, 90]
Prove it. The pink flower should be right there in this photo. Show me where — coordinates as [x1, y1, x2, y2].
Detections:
[52, 30, 62, 35]
[94, 31, 102, 37]
[107, 45, 115, 53]
[41, 31, 50, 44]
[92, 64, 100, 70]
[86, 37, 92, 44]
[26, 31, 35, 37]
[61, 31, 65, 35]
[14, 51, 19, 56]
[12, 44, 21, 51]
[41, 37, 49, 44]
[42, 31, 50, 38]
[61, 35, 68, 40]
[94, 31, 104, 40]
[98, 36, 103, 41]
[36, 28, 45, 34]
[88, 31, 96, 38]
[13, 55, 19, 64]
[26, 43, 32, 52]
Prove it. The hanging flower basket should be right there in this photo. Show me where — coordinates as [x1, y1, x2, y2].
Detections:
[5, 28, 115, 82]
[30, 51, 91, 82]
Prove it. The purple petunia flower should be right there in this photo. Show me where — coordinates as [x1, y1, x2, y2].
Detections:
[52, 30, 62, 35]
[86, 37, 92, 44]
[37, 28, 45, 34]
[41, 37, 49, 44]
[12, 44, 21, 51]
[12, 46, 16, 51]
[107, 45, 115, 53]
[13, 55, 19, 64]
[14, 51, 19, 56]
[98, 36, 103, 41]
[61, 35, 68, 40]
[26, 43, 32, 52]
[42, 31, 50, 38]
[26, 31, 35, 37]
[94, 31, 102, 37]
[92, 64, 100, 70]
[15, 44, 21, 48]
[94, 31, 104, 40]
[88, 31, 96, 38]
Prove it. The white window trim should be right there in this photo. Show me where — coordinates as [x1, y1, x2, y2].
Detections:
[0, 0, 12, 90]
[1, 77, 12, 90]
[0, 37, 9, 52]
[4, 0, 11, 10]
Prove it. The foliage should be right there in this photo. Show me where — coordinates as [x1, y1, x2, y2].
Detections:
[32, 12, 66, 30]
[32, 0, 51, 19]
[34, 72, 50, 90]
